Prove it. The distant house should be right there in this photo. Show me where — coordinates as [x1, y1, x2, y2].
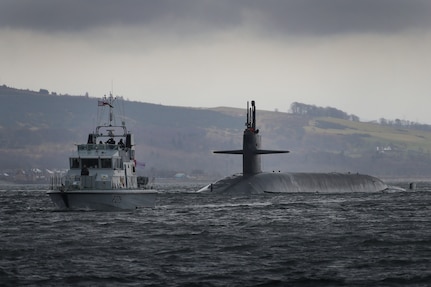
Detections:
[376, 145, 393, 153]
[174, 173, 186, 178]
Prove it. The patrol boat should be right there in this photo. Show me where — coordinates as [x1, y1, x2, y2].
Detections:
[198, 101, 387, 194]
[48, 94, 157, 210]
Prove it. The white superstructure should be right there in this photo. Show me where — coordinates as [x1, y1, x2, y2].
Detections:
[48, 94, 157, 210]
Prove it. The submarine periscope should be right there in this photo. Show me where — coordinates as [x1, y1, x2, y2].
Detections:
[198, 101, 387, 194]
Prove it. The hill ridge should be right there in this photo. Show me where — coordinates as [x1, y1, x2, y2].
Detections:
[1, 84, 431, 180]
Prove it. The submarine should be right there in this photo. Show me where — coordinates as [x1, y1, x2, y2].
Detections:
[198, 101, 387, 194]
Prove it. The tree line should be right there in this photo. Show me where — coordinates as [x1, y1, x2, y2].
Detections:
[289, 102, 431, 132]
[378, 118, 431, 132]
[289, 102, 360, 121]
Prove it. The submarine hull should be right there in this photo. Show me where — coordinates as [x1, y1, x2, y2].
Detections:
[200, 101, 387, 194]
[198, 172, 387, 194]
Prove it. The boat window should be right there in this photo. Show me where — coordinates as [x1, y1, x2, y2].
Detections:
[82, 158, 99, 168]
[101, 158, 112, 168]
[70, 158, 80, 169]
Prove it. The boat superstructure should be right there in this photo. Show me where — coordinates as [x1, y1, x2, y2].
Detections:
[48, 94, 157, 210]
[198, 101, 387, 194]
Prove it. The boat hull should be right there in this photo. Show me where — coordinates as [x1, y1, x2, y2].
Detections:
[47, 190, 157, 210]
[198, 172, 388, 194]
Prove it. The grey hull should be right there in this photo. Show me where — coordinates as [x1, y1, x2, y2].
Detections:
[199, 172, 387, 194]
[199, 101, 387, 195]
[47, 190, 157, 210]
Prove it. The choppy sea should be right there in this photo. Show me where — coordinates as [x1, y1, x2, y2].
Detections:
[1, 181, 430, 287]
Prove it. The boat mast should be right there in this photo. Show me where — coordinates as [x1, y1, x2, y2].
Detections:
[108, 93, 114, 126]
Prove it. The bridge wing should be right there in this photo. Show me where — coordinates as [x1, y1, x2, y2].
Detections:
[213, 150, 244, 154]
[255, 149, 290, 154]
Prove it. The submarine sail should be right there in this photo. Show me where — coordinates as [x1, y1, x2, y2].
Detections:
[213, 100, 290, 175]
[198, 101, 387, 194]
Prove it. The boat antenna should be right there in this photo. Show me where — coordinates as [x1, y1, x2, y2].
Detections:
[251, 100, 256, 130]
[246, 101, 251, 129]
[109, 92, 114, 125]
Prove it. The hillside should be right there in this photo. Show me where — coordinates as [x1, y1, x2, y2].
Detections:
[1, 84, 431, 181]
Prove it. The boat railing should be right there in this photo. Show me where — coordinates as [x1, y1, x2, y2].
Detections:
[50, 174, 64, 190]
[50, 174, 98, 191]
[50, 174, 76, 191]
[78, 144, 119, 151]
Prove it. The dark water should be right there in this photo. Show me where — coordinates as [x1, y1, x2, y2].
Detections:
[1, 182, 430, 287]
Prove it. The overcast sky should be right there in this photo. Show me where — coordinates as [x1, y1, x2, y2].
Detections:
[1, 0, 431, 123]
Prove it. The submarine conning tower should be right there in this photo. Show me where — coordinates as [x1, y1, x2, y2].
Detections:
[214, 100, 290, 176]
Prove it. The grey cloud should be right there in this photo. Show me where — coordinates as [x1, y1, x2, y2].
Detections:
[260, 0, 431, 35]
[1, 0, 430, 36]
[0, 0, 241, 33]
